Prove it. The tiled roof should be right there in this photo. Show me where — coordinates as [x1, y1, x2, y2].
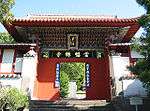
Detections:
[119, 74, 137, 80]
[13, 15, 139, 23]
[3, 15, 140, 42]
[0, 74, 21, 78]
[0, 43, 36, 48]
[0, 43, 36, 46]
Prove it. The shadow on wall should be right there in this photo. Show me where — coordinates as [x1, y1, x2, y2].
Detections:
[123, 79, 147, 97]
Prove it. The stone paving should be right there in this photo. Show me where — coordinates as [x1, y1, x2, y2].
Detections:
[27, 97, 150, 111]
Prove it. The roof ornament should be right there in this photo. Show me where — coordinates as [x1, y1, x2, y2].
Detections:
[24, 47, 36, 57]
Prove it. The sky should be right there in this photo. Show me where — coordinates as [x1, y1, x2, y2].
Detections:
[0, 0, 146, 34]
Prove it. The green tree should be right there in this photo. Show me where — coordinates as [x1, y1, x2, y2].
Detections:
[60, 63, 85, 91]
[0, 87, 29, 111]
[129, 0, 150, 95]
[0, 32, 15, 43]
[60, 71, 69, 98]
[0, 1, 15, 43]
[130, 37, 142, 52]
[0, 0, 15, 22]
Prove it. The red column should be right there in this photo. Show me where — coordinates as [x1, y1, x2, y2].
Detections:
[104, 48, 112, 101]
[0, 49, 3, 73]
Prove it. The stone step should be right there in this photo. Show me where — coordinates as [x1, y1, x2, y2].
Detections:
[30, 105, 108, 110]
[30, 108, 105, 111]
[30, 108, 77, 111]
[31, 100, 107, 106]
[31, 101, 67, 105]
[30, 100, 112, 111]
[30, 107, 108, 111]
[30, 104, 74, 108]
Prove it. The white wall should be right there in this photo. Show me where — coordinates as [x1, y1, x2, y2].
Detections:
[1, 49, 14, 72]
[0, 78, 22, 89]
[0, 49, 23, 89]
[21, 51, 37, 99]
[111, 56, 130, 79]
[111, 56, 130, 96]
[0, 48, 38, 99]
[111, 56, 147, 97]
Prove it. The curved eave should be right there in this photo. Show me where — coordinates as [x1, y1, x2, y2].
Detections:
[3, 17, 140, 42]
[123, 24, 140, 42]
[11, 17, 139, 27]
[3, 21, 22, 42]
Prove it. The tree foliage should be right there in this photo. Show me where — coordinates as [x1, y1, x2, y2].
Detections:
[0, 0, 15, 43]
[60, 71, 69, 98]
[129, 0, 150, 95]
[0, 87, 29, 111]
[136, 0, 150, 13]
[0, 0, 15, 22]
[0, 32, 15, 43]
[130, 37, 142, 52]
[60, 63, 85, 91]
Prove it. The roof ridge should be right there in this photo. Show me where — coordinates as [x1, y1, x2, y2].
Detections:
[28, 13, 115, 17]
[13, 14, 140, 21]
[26, 14, 116, 20]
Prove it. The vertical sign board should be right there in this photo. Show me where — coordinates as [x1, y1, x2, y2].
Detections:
[55, 63, 60, 88]
[130, 97, 143, 111]
[86, 63, 90, 87]
[68, 34, 78, 50]
[130, 97, 143, 105]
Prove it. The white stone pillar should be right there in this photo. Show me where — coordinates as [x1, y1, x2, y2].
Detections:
[68, 81, 77, 99]
[21, 48, 37, 100]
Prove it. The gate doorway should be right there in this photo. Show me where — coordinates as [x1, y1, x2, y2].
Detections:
[59, 62, 87, 99]
[36, 57, 111, 101]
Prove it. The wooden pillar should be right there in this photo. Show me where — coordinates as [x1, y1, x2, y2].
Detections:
[104, 47, 112, 101]
[0, 49, 3, 73]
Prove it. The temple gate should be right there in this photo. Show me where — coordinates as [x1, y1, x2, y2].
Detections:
[3, 15, 140, 101]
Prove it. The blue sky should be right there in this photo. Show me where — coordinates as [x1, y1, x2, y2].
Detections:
[0, 0, 146, 33]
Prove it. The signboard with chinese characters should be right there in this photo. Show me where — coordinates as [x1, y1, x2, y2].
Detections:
[85, 64, 90, 87]
[42, 50, 104, 58]
[55, 63, 60, 88]
[68, 34, 78, 50]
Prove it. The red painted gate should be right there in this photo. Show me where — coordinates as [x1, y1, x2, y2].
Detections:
[33, 56, 111, 101]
